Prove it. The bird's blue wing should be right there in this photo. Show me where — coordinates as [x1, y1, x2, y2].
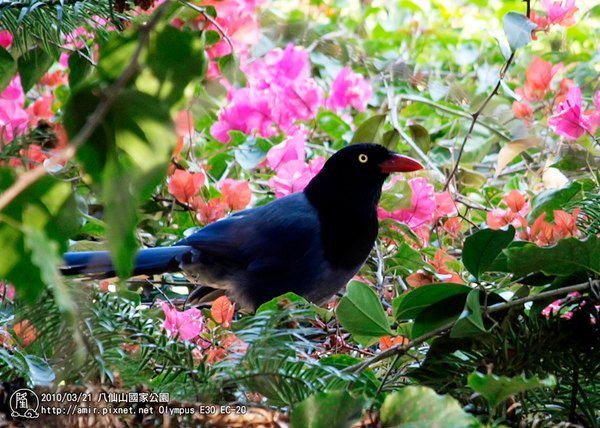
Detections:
[177, 193, 322, 271]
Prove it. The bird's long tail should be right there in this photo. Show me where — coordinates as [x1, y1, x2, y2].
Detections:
[61, 246, 193, 276]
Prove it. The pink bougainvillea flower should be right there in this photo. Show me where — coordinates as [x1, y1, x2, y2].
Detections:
[378, 177, 436, 229]
[0, 75, 28, 143]
[518, 57, 562, 102]
[548, 86, 593, 140]
[0, 30, 13, 49]
[160, 302, 205, 341]
[327, 67, 373, 112]
[267, 157, 325, 198]
[541, 0, 578, 27]
[211, 87, 279, 143]
[0, 282, 15, 303]
[168, 169, 205, 205]
[220, 178, 252, 211]
[266, 127, 307, 171]
[486, 190, 529, 230]
[211, 44, 324, 143]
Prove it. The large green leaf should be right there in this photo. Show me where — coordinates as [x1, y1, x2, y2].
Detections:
[18, 47, 54, 93]
[527, 181, 590, 222]
[506, 236, 600, 277]
[146, 25, 207, 104]
[463, 226, 515, 280]
[0, 46, 17, 92]
[336, 281, 392, 340]
[350, 114, 387, 145]
[380, 386, 481, 427]
[468, 372, 556, 410]
[291, 390, 365, 428]
[411, 293, 468, 338]
[394, 283, 471, 320]
[379, 179, 413, 212]
[450, 289, 487, 338]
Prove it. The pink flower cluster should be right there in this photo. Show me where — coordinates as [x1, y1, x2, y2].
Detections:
[211, 44, 324, 143]
[0, 75, 28, 143]
[378, 177, 457, 237]
[266, 127, 325, 198]
[548, 86, 600, 140]
[161, 301, 206, 341]
[211, 43, 373, 144]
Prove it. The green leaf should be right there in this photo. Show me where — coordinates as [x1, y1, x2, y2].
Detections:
[350, 114, 387, 145]
[386, 242, 431, 277]
[337, 281, 392, 340]
[97, 31, 139, 81]
[318, 110, 352, 140]
[450, 289, 487, 338]
[506, 236, 600, 277]
[0, 46, 17, 92]
[380, 386, 481, 427]
[502, 12, 536, 51]
[291, 390, 364, 428]
[146, 25, 207, 104]
[528, 181, 589, 222]
[468, 372, 556, 410]
[381, 129, 400, 150]
[219, 54, 246, 85]
[68, 51, 93, 89]
[255, 292, 308, 314]
[411, 293, 468, 338]
[18, 47, 54, 93]
[394, 283, 471, 320]
[408, 124, 431, 153]
[379, 179, 413, 211]
[463, 226, 515, 280]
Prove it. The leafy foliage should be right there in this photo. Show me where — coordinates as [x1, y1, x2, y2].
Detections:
[1, 0, 600, 426]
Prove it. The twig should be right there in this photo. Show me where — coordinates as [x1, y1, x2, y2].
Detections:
[346, 280, 594, 374]
[180, 0, 234, 55]
[0, 1, 171, 212]
[397, 94, 511, 142]
[383, 76, 444, 176]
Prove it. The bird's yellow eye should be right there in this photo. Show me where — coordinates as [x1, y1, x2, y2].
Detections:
[358, 154, 368, 163]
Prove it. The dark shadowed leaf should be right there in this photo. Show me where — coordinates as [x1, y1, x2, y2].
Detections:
[463, 226, 515, 280]
[18, 47, 54, 92]
[394, 283, 470, 320]
[450, 289, 487, 338]
[408, 124, 431, 153]
[0, 46, 17, 92]
[527, 181, 591, 222]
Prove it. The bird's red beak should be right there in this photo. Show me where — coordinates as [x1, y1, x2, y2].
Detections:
[379, 154, 424, 173]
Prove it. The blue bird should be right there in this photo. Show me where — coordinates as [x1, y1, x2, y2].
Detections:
[62, 144, 423, 310]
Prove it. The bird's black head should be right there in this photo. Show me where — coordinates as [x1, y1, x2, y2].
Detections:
[304, 143, 423, 208]
[304, 144, 423, 269]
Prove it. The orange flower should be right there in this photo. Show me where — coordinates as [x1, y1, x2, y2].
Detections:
[379, 335, 409, 351]
[13, 320, 37, 347]
[211, 295, 236, 328]
[512, 101, 534, 121]
[221, 179, 252, 211]
[168, 169, 205, 205]
[520, 57, 562, 102]
[193, 197, 226, 224]
[487, 190, 529, 230]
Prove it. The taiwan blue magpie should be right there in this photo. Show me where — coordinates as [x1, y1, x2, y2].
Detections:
[62, 144, 423, 309]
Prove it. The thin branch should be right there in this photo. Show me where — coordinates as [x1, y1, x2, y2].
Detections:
[347, 280, 594, 374]
[397, 94, 511, 142]
[0, 1, 171, 212]
[383, 76, 444, 176]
